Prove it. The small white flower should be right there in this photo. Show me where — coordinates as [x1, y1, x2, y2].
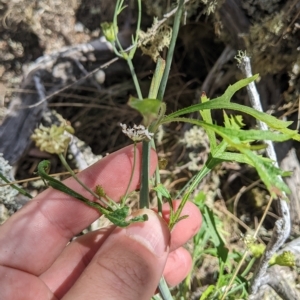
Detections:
[120, 123, 154, 142]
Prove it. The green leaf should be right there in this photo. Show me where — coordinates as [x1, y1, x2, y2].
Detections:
[153, 183, 171, 199]
[171, 99, 298, 140]
[166, 99, 294, 132]
[200, 285, 215, 300]
[219, 152, 254, 166]
[104, 206, 148, 227]
[128, 97, 161, 126]
[176, 215, 189, 223]
[165, 117, 294, 143]
[162, 75, 300, 141]
[193, 191, 206, 207]
[0, 172, 33, 199]
[203, 205, 224, 247]
[239, 148, 290, 196]
[37, 160, 147, 227]
[200, 91, 217, 149]
[164, 75, 259, 120]
[37, 160, 95, 205]
[166, 118, 291, 197]
[223, 112, 245, 130]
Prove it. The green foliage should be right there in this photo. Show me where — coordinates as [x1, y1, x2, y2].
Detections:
[37, 160, 146, 228]
[153, 183, 172, 200]
[199, 285, 215, 300]
[104, 206, 148, 227]
[159, 75, 298, 198]
[162, 75, 298, 140]
[129, 97, 162, 126]
[179, 193, 249, 299]
[0, 171, 32, 200]
[30, 66, 295, 298]
[200, 92, 217, 148]
[223, 112, 245, 130]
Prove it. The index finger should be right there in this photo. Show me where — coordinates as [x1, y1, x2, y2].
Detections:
[0, 144, 157, 275]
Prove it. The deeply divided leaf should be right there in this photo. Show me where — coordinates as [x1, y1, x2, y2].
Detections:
[129, 97, 161, 126]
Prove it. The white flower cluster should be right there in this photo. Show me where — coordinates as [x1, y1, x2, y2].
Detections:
[120, 123, 154, 142]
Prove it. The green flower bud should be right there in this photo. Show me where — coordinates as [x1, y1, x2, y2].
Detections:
[95, 185, 106, 197]
[270, 251, 296, 267]
[248, 243, 266, 258]
[101, 22, 118, 43]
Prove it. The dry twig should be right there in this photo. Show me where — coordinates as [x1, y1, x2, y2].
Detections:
[237, 53, 292, 298]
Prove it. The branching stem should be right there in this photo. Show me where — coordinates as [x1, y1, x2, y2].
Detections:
[58, 153, 116, 209]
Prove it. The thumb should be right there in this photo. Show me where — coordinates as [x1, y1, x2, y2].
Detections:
[62, 209, 170, 300]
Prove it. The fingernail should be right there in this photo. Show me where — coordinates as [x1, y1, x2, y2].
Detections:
[126, 209, 170, 257]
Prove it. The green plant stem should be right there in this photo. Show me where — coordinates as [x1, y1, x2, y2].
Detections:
[151, 2, 184, 297]
[157, 0, 184, 100]
[176, 142, 226, 200]
[139, 140, 150, 208]
[37, 160, 104, 211]
[149, 57, 166, 99]
[58, 153, 115, 209]
[169, 143, 227, 230]
[0, 172, 32, 199]
[130, 0, 142, 56]
[241, 257, 256, 277]
[152, 141, 163, 214]
[148, 58, 165, 214]
[123, 142, 137, 201]
[112, 0, 142, 99]
[158, 277, 173, 300]
[221, 251, 249, 300]
[139, 56, 166, 211]
[127, 58, 143, 99]
[113, 0, 125, 52]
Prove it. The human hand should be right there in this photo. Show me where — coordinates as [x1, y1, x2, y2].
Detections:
[0, 144, 201, 300]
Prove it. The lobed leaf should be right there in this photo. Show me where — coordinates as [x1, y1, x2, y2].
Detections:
[129, 97, 161, 126]
[162, 75, 300, 141]
[166, 118, 291, 197]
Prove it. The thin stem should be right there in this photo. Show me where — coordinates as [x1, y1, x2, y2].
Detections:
[168, 142, 227, 230]
[113, 0, 125, 52]
[58, 153, 116, 209]
[241, 257, 257, 277]
[123, 142, 137, 201]
[151, 140, 163, 214]
[158, 277, 173, 300]
[253, 196, 274, 238]
[131, 0, 142, 48]
[113, 0, 142, 99]
[147, 58, 166, 214]
[126, 0, 143, 99]
[139, 140, 150, 208]
[157, 0, 184, 100]
[0, 171, 77, 187]
[221, 251, 249, 300]
[148, 57, 166, 99]
[0, 172, 32, 199]
[127, 58, 143, 99]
